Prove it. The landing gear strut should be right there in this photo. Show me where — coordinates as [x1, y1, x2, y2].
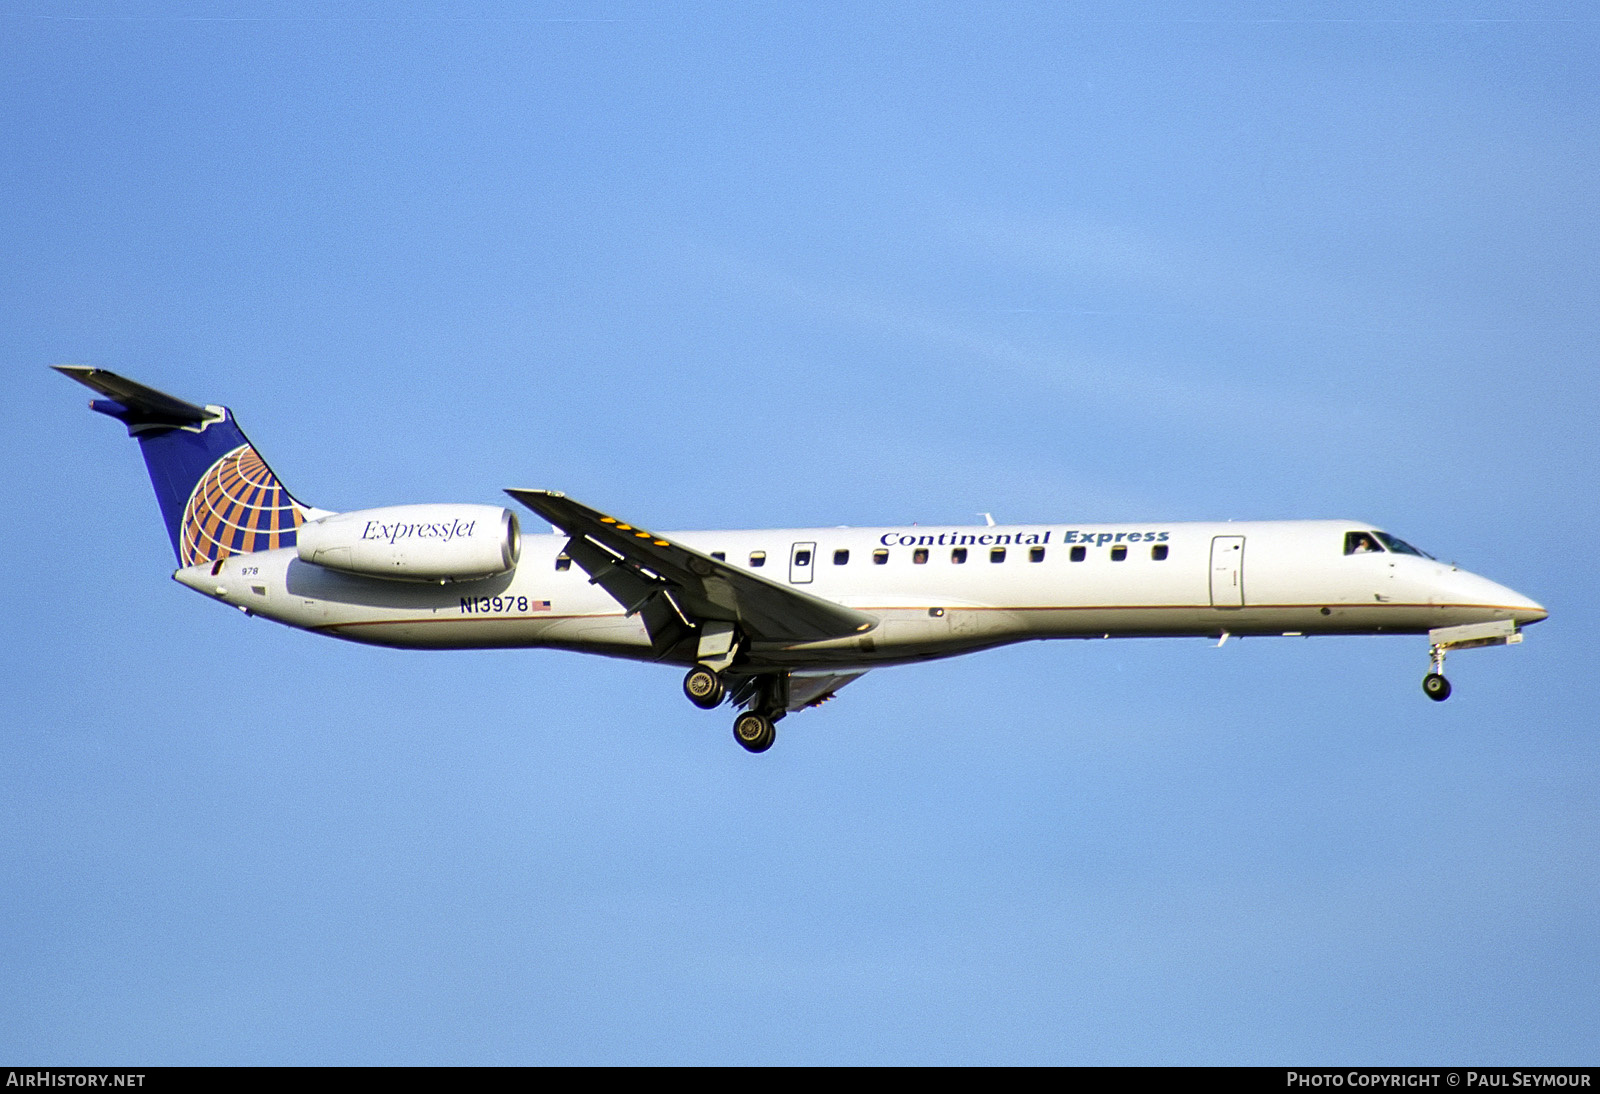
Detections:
[683, 664, 725, 709]
[1423, 643, 1452, 702]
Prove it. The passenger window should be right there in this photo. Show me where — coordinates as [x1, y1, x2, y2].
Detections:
[794, 549, 812, 567]
[555, 553, 572, 571]
[913, 548, 929, 565]
[951, 547, 967, 564]
[990, 547, 1006, 563]
[1151, 544, 1168, 561]
[1070, 545, 1086, 562]
[750, 551, 766, 568]
[1029, 546, 1045, 563]
[833, 549, 849, 565]
[1344, 532, 1383, 555]
[873, 549, 889, 565]
[711, 551, 726, 561]
[1110, 545, 1127, 561]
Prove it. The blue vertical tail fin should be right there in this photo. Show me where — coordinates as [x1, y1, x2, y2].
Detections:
[56, 366, 315, 566]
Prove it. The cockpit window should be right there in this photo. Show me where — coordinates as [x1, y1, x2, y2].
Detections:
[1344, 532, 1384, 555]
[1374, 531, 1431, 558]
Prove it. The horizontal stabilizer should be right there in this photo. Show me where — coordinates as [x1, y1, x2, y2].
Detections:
[53, 365, 211, 427]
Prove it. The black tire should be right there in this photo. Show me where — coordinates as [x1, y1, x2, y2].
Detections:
[1423, 673, 1452, 702]
[733, 712, 775, 753]
[683, 665, 724, 709]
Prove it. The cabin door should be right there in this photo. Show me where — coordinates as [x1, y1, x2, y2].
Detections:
[790, 541, 816, 584]
[1209, 535, 1245, 608]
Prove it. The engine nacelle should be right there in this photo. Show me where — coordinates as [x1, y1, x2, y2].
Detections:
[296, 504, 521, 582]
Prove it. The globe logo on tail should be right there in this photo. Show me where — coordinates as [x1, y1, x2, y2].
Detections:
[179, 444, 307, 566]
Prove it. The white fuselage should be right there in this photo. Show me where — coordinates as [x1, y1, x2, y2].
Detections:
[175, 518, 1546, 671]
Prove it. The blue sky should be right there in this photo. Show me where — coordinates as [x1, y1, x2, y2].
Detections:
[3, 0, 1596, 1064]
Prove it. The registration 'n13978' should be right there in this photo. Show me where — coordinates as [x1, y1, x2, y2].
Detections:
[460, 596, 549, 614]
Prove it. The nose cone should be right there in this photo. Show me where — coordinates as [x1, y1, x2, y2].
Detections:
[1509, 589, 1549, 626]
[1448, 568, 1547, 626]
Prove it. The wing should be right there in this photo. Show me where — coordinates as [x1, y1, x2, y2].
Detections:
[505, 489, 879, 649]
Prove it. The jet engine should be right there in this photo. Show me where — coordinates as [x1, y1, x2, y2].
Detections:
[296, 504, 520, 582]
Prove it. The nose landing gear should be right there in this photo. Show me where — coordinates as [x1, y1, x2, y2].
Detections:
[1421, 619, 1524, 702]
[1422, 641, 1453, 701]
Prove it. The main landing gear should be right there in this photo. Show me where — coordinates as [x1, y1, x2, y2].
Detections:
[733, 711, 777, 753]
[683, 663, 725, 709]
[682, 663, 780, 753]
[682, 624, 789, 753]
[730, 678, 787, 753]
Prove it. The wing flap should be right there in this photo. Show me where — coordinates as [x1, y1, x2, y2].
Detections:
[784, 671, 868, 711]
[561, 531, 695, 657]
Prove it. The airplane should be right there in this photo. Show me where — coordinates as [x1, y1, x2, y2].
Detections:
[57, 366, 1548, 753]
